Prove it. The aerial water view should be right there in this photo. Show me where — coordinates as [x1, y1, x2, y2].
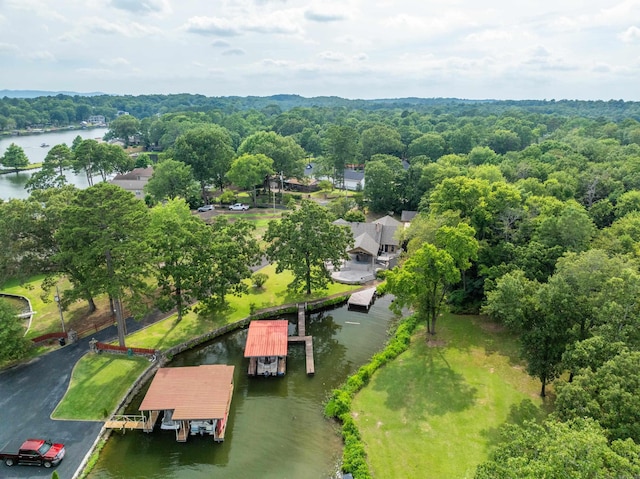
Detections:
[2, 1, 640, 479]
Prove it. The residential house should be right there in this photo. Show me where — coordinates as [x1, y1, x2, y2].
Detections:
[332, 215, 402, 284]
[109, 166, 154, 199]
[401, 210, 418, 228]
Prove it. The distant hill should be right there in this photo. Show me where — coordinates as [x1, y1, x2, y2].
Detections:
[0, 89, 105, 98]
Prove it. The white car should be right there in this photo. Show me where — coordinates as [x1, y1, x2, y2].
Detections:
[228, 203, 249, 211]
[197, 204, 214, 212]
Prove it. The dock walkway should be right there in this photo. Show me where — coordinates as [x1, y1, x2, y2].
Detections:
[286, 303, 315, 375]
[104, 414, 153, 432]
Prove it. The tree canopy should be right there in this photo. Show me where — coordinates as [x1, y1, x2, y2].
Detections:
[264, 200, 352, 294]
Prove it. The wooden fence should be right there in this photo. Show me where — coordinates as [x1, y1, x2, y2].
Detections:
[31, 331, 68, 344]
[95, 342, 157, 357]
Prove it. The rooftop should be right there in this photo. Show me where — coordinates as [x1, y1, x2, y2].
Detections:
[139, 365, 234, 420]
[244, 320, 289, 358]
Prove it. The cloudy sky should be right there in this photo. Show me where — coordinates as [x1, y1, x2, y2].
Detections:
[1, 0, 639, 100]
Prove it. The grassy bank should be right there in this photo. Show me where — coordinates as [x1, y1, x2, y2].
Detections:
[52, 354, 149, 420]
[351, 314, 550, 479]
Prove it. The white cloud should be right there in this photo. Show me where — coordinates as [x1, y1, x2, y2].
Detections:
[1, 0, 640, 100]
[318, 51, 347, 62]
[184, 16, 241, 36]
[304, 4, 350, 22]
[28, 50, 56, 61]
[619, 25, 640, 43]
[100, 57, 131, 67]
[211, 40, 232, 48]
[109, 0, 172, 16]
[184, 8, 303, 37]
[83, 18, 162, 37]
[0, 42, 19, 54]
[222, 48, 246, 56]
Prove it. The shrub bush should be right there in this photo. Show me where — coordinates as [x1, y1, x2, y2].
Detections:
[252, 272, 268, 288]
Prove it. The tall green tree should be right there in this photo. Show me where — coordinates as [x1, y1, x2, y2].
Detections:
[106, 114, 141, 147]
[72, 139, 98, 186]
[236, 131, 305, 185]
[407, 132, 446, 161]
[198, 215, 261, 311]
[0, 300, 31, 363]
[144, 159, 199, 202]
[148, 199, 217, 321]
[385, 242, 460, 335]
[264, 200, 352, 295]
[93, 143, 135, 182]
[484, 270, 569, 396]
[54, 183, 152, 346]
[173, 125, 235, 200]
[360, 124, 404, 161]
[475, 418, 640, 479]
[1, 142, 29, 174]
[555, 350, 640, 443]
[25, 143, 72, 191]
[323, 125, 360, 189]
[226, 153, 274, 206]
[364, 159, 400, 213]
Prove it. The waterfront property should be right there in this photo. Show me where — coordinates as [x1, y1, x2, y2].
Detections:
[244, 320, 289, 376]
[138, 364, 235, 442]
[332, 215, 402, 284]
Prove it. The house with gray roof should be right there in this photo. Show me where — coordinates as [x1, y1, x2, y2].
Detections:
[109, 167, 154, 199]
[332, 215, 402, 284]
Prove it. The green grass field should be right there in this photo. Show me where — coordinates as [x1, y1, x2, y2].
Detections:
[51, 354, 150, 420]
[352, 314, 551, 479]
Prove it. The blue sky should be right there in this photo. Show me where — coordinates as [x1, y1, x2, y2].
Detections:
[1, 0, 639, 100]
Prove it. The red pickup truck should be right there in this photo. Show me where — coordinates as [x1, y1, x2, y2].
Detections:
[0, 438, 66, 468]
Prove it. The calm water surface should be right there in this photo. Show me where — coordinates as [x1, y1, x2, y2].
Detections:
[0, 128, 109, 200]
[89, 295, 399, 479]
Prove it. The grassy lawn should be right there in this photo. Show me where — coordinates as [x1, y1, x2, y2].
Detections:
[52, 354, 150, 420]
[1, 276, 112, 339]
[53, 264, 359, 419]
[124, 263, 359, 350]
[352, 313, 552, 479]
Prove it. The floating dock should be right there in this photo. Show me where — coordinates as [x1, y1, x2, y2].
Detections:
[347, 287, 377, 310]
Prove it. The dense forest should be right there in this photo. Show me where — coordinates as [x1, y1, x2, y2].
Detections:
[3, 94, 640, 477]
[1, 93, 640, 131]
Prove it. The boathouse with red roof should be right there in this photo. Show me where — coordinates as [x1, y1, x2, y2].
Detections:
[244, 320, 289, 376]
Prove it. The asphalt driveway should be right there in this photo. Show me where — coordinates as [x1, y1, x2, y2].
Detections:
[0, 316, 155, 479]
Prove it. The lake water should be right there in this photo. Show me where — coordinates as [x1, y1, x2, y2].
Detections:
[0, 127, 109, 200]
[89, 295, 399, 479]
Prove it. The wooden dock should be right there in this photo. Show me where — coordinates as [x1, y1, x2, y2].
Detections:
[347, 287, 377, 310]
[286, 303, 315, 375]
[297, 303, 306, 336]
[104, 414, 151, 431]
[287, 336, 314, 375]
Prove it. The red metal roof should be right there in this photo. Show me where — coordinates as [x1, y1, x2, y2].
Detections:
[244, 320, 289, 358]
[139, 365, 234, 420]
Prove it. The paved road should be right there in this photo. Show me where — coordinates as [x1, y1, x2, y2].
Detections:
[0, 315, 156, 479]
